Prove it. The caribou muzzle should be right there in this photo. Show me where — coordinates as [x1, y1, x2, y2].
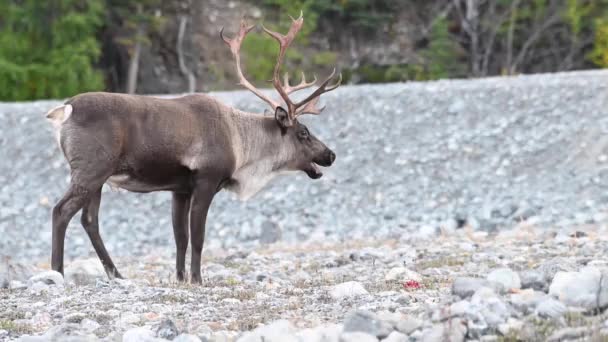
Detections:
[306, 148, 336, 179]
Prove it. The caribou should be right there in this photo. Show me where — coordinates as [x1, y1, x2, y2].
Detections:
[44, 13, 341, 283]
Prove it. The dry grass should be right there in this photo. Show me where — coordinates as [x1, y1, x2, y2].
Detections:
[0, 320, 35, 335]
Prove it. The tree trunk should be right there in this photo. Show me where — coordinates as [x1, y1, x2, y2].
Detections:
[126, 4, 144, 94]
[177, 15, 196, 93]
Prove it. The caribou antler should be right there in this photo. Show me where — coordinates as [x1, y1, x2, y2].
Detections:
[220, 20, 280, 110]
[222, 13, 341, 121]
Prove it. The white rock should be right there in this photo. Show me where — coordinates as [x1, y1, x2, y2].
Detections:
[330, 281, 369, 299]
[497, 318, 523, 336]
[9, 280, 27, 290]
[384, 267, 422, 282]
[80, 318, 101, 333]
[471, 287, 512, 328]
[64, 258, 106, 285]
[173, 334, 202, 342]
[340, 332, 378, 342]
[295, 323, 342, 342]
[237, 319, 297, 342]
[549, 267, 607, 310]
[487, 268, 521, 290]
[28, 271, 64, 287]
[383, 331, 408, 342]
[120, 312, 141, 325]
[123, 327, 161, 342]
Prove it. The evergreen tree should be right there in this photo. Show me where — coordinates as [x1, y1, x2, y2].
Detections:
[0, 0, 105, 101]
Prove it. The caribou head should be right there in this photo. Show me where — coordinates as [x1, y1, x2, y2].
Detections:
[220, 13, 341, 179]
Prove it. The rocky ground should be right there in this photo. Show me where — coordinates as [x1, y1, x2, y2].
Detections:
[2, 70, 608, 341]
[3, 224, 608, 341]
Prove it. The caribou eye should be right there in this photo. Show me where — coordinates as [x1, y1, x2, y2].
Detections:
[298, 129, 309, 140]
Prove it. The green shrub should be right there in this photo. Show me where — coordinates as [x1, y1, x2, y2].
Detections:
[590, 18, 608, 67]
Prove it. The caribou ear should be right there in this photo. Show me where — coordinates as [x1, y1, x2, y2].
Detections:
[274, 106, 293, 131]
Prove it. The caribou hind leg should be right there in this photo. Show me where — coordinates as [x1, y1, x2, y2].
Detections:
[51, 182, 93, 275]
[81, 188, 123, 279]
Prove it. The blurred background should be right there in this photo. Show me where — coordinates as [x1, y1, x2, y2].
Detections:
[2, 0, 608, 101]
[2, 0, 608, 262]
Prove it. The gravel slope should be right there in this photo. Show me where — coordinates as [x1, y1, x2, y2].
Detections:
[1, 70, 608, 262]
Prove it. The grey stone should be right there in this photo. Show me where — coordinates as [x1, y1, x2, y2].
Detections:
[259, 220, 281, 244]
[508, 289, 547, 314]
[519, 270, 547, 291]
[156, 319, 179, 340]
[342, 310, 393, 339]
[394, 316, 423, 335]
[421, 318, 467, 342]
[535, 297, 568, 318]
[451, 277, 490, 298]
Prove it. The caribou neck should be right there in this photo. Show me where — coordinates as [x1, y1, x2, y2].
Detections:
[228, 109, 294, 173]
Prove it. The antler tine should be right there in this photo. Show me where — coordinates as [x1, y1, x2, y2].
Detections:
[220, 20, 281, 110]
[295, 96, 325, 116]
[261, 14, 304, 118]
[283, 71, 318, 95]
[294, 68, 342, 109]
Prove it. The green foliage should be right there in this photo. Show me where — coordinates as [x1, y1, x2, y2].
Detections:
[590, 18, 608, 67]
[106, 0, 166, 51]
[312, 51, 337, 66]
[240, 29, 305, 85]
[262, 0, 319, 42]
[419, 17, 466, 80]
[312, 0, 399, 33]
[0, 0, 105, 101]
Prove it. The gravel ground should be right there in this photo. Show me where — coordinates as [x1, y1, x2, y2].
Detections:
[2, 225, 608, 341]
[1, 70, 608, 261]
